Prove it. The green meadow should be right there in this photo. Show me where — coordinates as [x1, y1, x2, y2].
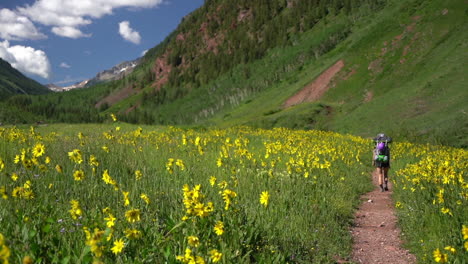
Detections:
[0, 123, 466, 263]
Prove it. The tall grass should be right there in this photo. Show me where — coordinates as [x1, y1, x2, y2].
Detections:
[0, 123, 372, 263]
[391, 143, 468, 263]
[1, 123, 466, 263]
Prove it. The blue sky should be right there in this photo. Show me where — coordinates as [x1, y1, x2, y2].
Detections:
[0, 0, 204, 86]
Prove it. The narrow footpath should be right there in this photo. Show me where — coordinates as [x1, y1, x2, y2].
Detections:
[350, 170, 416, 264]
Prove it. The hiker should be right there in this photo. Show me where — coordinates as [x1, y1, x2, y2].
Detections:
[372, 133, 392, 192]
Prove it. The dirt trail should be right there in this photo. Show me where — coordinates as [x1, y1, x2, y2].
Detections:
[350, 170, 416, 264]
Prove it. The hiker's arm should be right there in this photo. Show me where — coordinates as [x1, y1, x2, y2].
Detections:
[372, 149, 375, 166]
[388, 149, 391, 167]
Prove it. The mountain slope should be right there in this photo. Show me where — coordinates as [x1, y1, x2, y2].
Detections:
[1, 0, 466, 147]
[0, 58, 50, 99]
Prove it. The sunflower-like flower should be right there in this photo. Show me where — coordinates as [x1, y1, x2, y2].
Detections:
[111, 238, 125, 255]
[68, 149, 83, 164]
[125, 209, 141, 223]
[214, 221, 224, 236]
[32, 143, 45, 157]
[73, 170, 85, 181]
[260, 191, 269, 207]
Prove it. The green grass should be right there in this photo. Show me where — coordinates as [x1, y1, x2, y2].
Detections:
[0, 123, 373, 263]
[1, 123, 466, 263]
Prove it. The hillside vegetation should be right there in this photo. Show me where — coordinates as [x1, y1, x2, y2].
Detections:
[0, 0, 466, 148]
[0, 58, 49, 99]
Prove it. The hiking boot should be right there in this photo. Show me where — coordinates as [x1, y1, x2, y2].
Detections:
[384, 181, 389, 191]
[379, 184, 384, 192]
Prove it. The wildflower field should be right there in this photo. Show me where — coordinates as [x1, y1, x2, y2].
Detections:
[0, 122, 466, 263]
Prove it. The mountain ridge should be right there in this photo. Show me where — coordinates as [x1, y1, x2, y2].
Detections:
[0, 58, 50, 99]
[46, 57, 141, 92]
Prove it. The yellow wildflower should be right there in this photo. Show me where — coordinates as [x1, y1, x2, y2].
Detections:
[68, 149, 83, 164]
[217, 180, 228, 189]
[260, 191, 269, 207]
[73, 169, 85, 181]
[0, 186, 7, 200]
[209, 176, 216, 186]
[221, 189, 237, 210]
[104, 214, 116, 228]
[214, 221, 224, 236]
[175, 159, 185, 170]
[89, 155, 99, 167]
[124, 229, 142, 240]
[444, 246, 455, 253]
[140, 193, 150, 204]
[11, 173, 18, 182]
[209, 249, 222, 263]
[32, 143, 45, 157]
[187, 236, 200, 247]
[462, 225, 468, 240]
[122, 191, 130, 207]
[0, 233, 11, 264]
[125, 209, 141, 223]
[433, 248, 448, 263]
[135, 170, 142, 180]
[55, 165, 63, 173]
[111, 238, 124, 255]
[111, 113, 117, 122]
[102, 170, 117, 187]
[441, 207, 452, 216]
[69, 200, 82, 219]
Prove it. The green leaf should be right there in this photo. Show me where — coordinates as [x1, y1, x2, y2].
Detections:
[61, 256, 71, 264]
[42, 224, 51, 233]
[29, 229, 37, 239]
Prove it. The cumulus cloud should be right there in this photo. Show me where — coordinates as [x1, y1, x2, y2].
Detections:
[52, 26, 91, 38]
[60, 62, 71, 68]
[141, 49, 148, 56]
[0, 8, 46, 40]
[0, 40, 51, 79]
[17, 0, 163, 38]
[119, 21, 141, 44]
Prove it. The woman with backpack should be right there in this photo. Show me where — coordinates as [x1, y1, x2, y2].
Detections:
[373, 133, 391, 192]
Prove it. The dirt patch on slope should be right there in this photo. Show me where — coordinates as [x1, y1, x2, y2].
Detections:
[283, 60, 344, 108]
[95, 85, 138, 109]
[351, 170, 416, 264]
[364, 90, 373, 102]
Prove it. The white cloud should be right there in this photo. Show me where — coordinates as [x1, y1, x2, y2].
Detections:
[141, 49, 148, 56]
[60, 62, 71, 68]
[119, 21, 141, 44]
[18, 0, 163, 38]
[0, 8, 47, 41]
[0, 40, 51, 79]
[52, 26, 91, 38]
